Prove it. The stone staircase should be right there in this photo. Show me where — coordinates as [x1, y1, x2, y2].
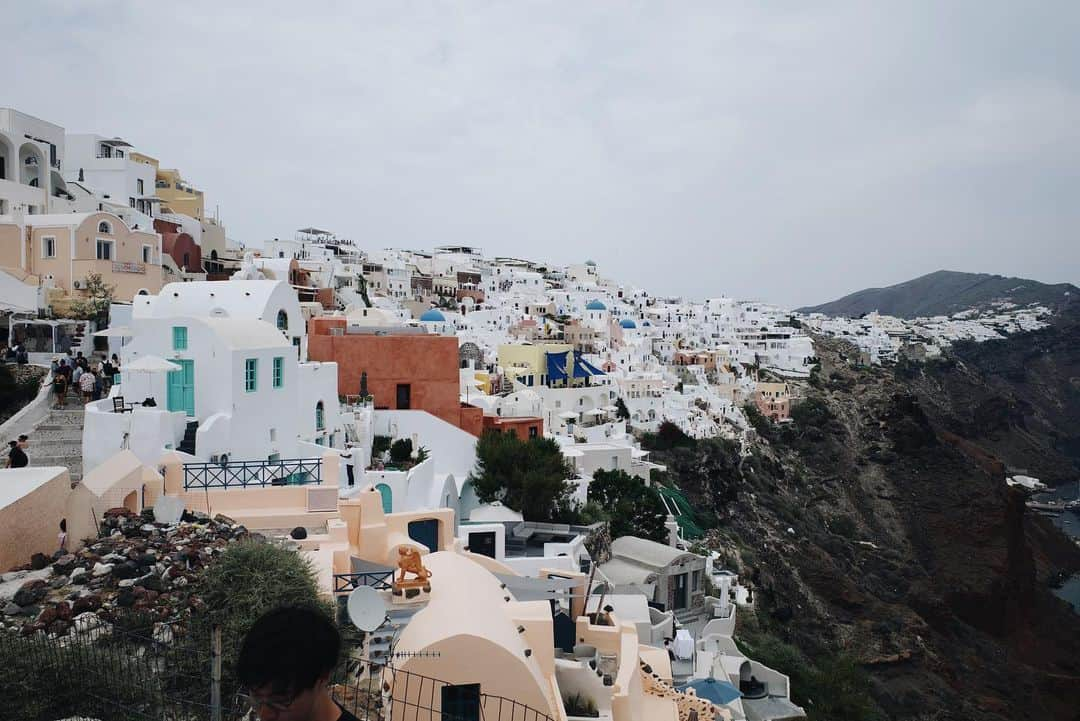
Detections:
[31, 396, 85, 485]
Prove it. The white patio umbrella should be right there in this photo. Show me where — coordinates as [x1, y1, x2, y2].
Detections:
[92, 326, 133, 337]
[557, 410, 580, 420]
[583, 408, 606, 417]
[122, 355, 181, 406]
[125, 355, 181, 373]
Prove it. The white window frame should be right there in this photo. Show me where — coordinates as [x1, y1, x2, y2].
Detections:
[95, 238, 114, 261]
[142, 244, 152, 263]
[41, 235, 56, 259]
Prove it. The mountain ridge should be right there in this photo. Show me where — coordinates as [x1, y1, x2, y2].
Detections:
[799, 270, 1078, 319]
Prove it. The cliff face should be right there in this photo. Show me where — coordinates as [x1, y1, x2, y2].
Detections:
[658, 311, 1080, 720]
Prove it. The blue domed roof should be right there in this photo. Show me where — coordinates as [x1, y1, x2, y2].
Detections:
[620, 318, 637, 329]
[586, 300, 607, 311]
[420, 309, 446, 322]
[642, 320, 652, 327]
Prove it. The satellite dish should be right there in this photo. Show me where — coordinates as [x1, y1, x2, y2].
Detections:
[347, 586, 388, 632]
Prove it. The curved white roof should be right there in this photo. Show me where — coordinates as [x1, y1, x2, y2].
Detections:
[610, 535, 695, 569]
[147, 280, 293, 321]
[199, 317, 291, 350]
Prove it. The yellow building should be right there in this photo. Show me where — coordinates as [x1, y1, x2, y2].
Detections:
[498, 343, 573, 387]
[154, 167, 205, 220]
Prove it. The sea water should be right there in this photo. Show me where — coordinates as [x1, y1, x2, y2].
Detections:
[1032, 482, 1080, 613]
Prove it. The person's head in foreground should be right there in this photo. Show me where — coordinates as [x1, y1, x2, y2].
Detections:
[237, 606, 353, 721]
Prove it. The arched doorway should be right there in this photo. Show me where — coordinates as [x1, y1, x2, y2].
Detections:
[122, 490, 138, 513]
[375, 483, 392, 513]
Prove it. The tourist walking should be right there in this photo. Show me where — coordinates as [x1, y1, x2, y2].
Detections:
[102, 356, 116, 392]
[52, 370, 69, 409]
[79, 365, 96, 402]
[6, 439, 27, 468]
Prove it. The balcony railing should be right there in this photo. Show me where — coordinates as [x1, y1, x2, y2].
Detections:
[182, 457, 322, 490]
[333, 570, 394, 594]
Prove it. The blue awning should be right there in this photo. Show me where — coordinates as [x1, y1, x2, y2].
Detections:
[572, 351, 606, 378]
[675, 678, 742, 706]
[546, 351, 571, 382]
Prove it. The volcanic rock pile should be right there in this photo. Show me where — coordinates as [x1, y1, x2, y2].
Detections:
[0, 507, 250, 638]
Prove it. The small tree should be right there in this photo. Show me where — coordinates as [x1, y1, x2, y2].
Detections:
[614, 397, 631, 421]
[63, 271, 114, 324]
[642, 421, 695, 452]
[389, 438, 413, 465]
[585, 469, 669, 543]
[469, 431, 575, 521]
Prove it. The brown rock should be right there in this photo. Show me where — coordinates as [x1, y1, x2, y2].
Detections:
[71, 594, 102, 615]
[13, 579, 48, 606]
[36, 605, 58, 626]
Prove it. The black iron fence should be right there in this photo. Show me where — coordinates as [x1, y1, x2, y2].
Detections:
[334, 570, 395, 594]
[183, 456, 323, 490]
[336, 657, 556, 721]
[1, 616, 557, 721]
[0, 614, 248, 721]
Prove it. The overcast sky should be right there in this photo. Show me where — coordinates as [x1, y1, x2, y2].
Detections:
[9, 1, 1080, 307]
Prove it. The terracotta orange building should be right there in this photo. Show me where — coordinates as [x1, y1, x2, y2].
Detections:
[308, 317, 483, 434]
[481, 415, 544, 442]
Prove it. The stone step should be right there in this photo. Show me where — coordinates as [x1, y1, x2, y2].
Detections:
[33, 436, 82, 447]
[32, 454, 82, 471]
[42, 411, 85, 426]
[33, 427, 83, 440]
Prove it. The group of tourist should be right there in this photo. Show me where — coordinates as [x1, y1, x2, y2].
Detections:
[0, 343, 29, 365]
[50, 352, 120, 408]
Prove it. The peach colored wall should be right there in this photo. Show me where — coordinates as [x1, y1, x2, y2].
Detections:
[0, 469, 71, 570]
[30, 212, 163, 301]
[0, 222, 22, 268]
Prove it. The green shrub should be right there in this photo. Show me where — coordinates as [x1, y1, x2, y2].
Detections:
[743, 403, 776, 440]
[372, 435, 392, 456]
[641, 421, 695, 451]
[735, 613, 880, 721]
[791, 396, 834, 430]
[197, 539, 328, 646]
[563, 692, 599, 717]
[389, 438, 413, 465]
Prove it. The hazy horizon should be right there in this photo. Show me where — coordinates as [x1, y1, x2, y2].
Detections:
[8, 2, 1080, 307]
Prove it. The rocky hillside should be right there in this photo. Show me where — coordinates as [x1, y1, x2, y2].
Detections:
[652, 309, 1080, 720]
[798, 270, 1077, 319]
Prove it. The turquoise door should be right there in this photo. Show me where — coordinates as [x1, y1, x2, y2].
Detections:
[167, 360, 195, 416]
[375, 483, 393, 513]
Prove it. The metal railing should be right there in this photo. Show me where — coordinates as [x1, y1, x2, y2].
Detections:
[183, 457, 322, 490]
[2, 611, 554, 721]
[333, 570, 395, 594]
[339, 657, 557, 721]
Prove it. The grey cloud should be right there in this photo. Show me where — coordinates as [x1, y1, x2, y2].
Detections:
[9, 1, 1079, 306]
